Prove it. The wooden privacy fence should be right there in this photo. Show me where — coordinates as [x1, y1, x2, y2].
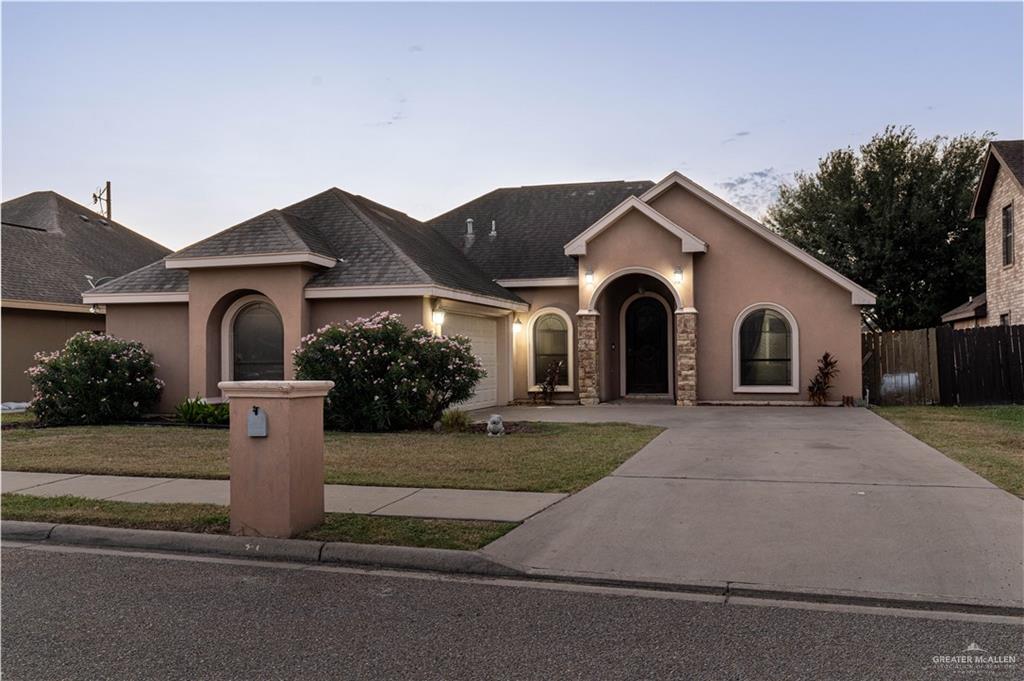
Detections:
[862, 324, 1024, 406]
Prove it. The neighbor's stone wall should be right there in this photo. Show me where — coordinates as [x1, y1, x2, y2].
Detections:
[675, 311, 697, 406]
[984, 165, 1023, 325]
[577, 313, 599, 405]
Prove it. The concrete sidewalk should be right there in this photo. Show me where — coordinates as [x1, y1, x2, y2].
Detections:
[2, 472, 564, 523]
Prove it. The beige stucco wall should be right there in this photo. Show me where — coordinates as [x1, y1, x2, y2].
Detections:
[983, 165, 1023, 326]
[309, 297, 425, 330]
[104, 303, 190, 413]
[577, 210, 694, 311]
[649, 184, 863, 402]
[1, 307, 105, 402]
[507, 286, 579, 401]
[187, 265, 317, 397]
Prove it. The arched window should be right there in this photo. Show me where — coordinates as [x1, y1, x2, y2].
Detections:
[222, 295, 284, 382]
[529, 309, 572, 389]
[732, 303, 799, 393]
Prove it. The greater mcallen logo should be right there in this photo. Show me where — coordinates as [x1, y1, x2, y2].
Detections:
[931, 642, 1019, 675]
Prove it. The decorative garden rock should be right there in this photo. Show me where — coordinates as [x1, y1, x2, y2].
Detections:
[486, 414, 505, 437]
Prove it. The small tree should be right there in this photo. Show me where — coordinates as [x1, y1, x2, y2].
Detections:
[766, 126, 989, 329]
[292, 312, 485, 431]
[807, 353, 840, 406]
[28, 331, 164, 425]
[539, 360, 564, 405]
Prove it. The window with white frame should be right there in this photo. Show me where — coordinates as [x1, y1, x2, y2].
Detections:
[529, 309, 572, 389]
[733, 304, 799, 392]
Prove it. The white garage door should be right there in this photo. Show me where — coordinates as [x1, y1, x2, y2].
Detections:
[443, 313, 498, 411]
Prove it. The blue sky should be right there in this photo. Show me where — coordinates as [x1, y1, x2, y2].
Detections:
[3, 2, 1022, 249]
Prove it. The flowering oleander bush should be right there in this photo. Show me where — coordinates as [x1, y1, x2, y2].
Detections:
[292, 312, 485, 431]
[27, 332, 164, 426]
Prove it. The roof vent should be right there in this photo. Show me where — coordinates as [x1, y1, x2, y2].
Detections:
[466, 218, 474, 235]
[79, 214, 90, 222]
[489, 220, 497, 237]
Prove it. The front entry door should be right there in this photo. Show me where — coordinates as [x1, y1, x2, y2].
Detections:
[625, 297, 669, 394]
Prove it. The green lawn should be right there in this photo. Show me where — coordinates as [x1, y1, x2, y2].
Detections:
[1, 422, 661, 493]
[1, 410, 36, 426]
[1, 494, 515, 550]
[873, 405, 1024, 498]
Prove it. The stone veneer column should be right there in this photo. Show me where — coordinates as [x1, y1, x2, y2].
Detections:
[577, 312, 600, 405]
[674, 309, 698, 406]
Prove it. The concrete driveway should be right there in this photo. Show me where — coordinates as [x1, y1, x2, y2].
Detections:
[482, 406, 1023, 608]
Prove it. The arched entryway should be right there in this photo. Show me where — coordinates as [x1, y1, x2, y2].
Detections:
[221, 295, 284, 381]
[590, 272, 679, 402]
[621, 293, 672, 395]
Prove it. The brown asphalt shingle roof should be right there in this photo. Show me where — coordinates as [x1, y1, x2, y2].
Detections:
[2, 191, 170, 305]
[427, 180, 654, 279]
[92, 187, 523, 304]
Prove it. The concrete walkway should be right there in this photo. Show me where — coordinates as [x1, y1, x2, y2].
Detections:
[480, 405, 1024, 608]
[1, 472, 565, 523]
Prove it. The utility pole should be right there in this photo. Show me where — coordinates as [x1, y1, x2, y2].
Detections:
[92, 181, 111, 220]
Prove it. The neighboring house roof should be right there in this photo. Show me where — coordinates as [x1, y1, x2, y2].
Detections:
[940, 292, 987, 324]
[89, 187, 523, 306]
[971, 140, 1024, 218]
[1, 191, 170, 306]
[428, 180, 654, 280]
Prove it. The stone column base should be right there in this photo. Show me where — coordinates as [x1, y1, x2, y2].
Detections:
[577, 312, 600, 405]
[674, 310, 697, 406]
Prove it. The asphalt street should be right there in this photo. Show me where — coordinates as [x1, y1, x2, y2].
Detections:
[2, 543, 1021, 680]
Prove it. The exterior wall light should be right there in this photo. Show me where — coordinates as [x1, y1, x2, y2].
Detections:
[431, 307, 446, 326]
[585, 269, 594, 286]
[673, 266, 684, 285]
[512, 316, 523, 334]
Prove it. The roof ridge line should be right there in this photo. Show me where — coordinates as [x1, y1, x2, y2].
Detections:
[329, 189, 433, 284]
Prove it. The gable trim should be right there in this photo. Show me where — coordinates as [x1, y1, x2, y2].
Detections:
[970, 144, 1024, 219]
[640, 172, 877, 306]
[304, 285, 529, 312]
[165, 252, 337, 269]
[81, 291, 189, 304]
[563, 196, 708, 256]
[1, 299, 99, 314]
[495, 277, 578, 288]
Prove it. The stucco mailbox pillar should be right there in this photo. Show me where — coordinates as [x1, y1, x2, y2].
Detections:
[217, 380, 334, 538]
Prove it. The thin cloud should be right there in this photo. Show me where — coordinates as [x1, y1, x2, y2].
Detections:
[722, 131, 752, 144]
[717, 167, 790, 219]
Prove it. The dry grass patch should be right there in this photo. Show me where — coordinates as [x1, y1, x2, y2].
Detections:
[874, 405, 1024, 498]
[1, 422, 661, 493]
[1, 494, 515, 550]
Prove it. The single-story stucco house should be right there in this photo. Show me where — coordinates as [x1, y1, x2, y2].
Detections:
[2, 191, 170, 402]
[83, 172, 875, 412]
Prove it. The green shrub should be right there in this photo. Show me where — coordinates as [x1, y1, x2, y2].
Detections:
[292, 312, 485, 431]
[175, 397, 229, 425]
[808, 352, 840, 406]
[28, 331, 163, 426]
[440, 408, 471, 432]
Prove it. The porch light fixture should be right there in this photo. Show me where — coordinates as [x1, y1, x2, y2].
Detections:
[431, 307, 446, 326]
[512, 316, 523, 334]
[673, 266, 683, 285]
[584, 269, 594, 286]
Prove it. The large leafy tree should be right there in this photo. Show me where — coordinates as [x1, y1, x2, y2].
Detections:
[765, 126, 990, 330]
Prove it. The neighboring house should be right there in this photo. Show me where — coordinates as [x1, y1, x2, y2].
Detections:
[84, 172, 875, 412]
[1, 191, 170, 402]
[941, 140, 1023, 329]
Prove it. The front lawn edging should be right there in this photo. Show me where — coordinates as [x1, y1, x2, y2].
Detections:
[0, 520, 523, 577]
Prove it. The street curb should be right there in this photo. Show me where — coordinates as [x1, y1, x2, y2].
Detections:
[4, 521, 1020, 616]
[1, 521, 522, 578]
